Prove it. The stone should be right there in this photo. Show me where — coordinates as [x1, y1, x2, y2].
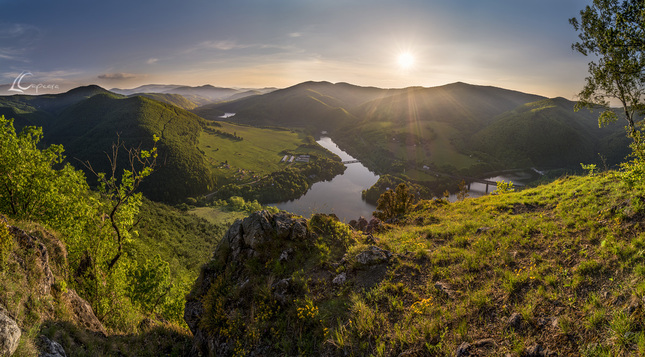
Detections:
[355, 245, 392, 266]
[39, 335, 67, 357]
[242, 210, 273, 249]
[279, 248, 293, 262]
[434, 281, 456, 299]
[508, 312, 523, 330]
[524, 344, 555, 357]
[272, 278, 291, 303]
[455, 342, 471, 357]
[0, 307, 20, 357]
[332, 272, 346, 285]
[357, 217, 369, 231]
[475, 227, 492, 234]
[291, 221, 308, 240]
[473, 338, 496, 348]
[365, 218, 383, 234]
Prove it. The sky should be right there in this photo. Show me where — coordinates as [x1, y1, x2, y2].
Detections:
[0, 0, 593, 98]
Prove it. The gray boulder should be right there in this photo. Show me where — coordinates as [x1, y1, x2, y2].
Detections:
[0, 307, 20, 357]
[39, 335, 66, 357]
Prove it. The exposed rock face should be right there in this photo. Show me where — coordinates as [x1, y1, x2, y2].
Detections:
[184, 210, 314, 355]
[63, 289, 107, 336]
[3, 225, 106, 342]
[39, 335, 67, 357]
[0, 307, 20, 357]
[9, 226, 55, 296]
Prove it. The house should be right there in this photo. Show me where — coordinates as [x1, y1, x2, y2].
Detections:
[295, 155, 310, 163]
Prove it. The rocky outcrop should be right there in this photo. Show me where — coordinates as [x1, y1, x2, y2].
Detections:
[39, 335, 67, 357]
[2, 224, 106, 351]
[0, 307, 20, 356]
[184, 211, 396, 356]
[9, 226, 55, 296]
[184, 210, 315, 355]
[62, 289, 107, 336]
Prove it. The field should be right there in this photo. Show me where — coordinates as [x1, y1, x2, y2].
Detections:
[188, 206, 249, 226]
[199, 121, 340, 186]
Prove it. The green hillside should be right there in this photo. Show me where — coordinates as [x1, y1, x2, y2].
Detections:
[0, 85, 115, 129]
[131, 93, 200, 110]
[43, 94, 214, 202]
[203, 81, 376, 131]
[182, 170, 645, 356]
[332, 83, 545, 175]
[0, 87, 349, 204]
[469, 98, 629, 168]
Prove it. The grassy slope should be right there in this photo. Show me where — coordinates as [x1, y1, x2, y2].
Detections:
[330, 171, 645, 355]
[199, 121, 340, 186]
[191, 171, 645, 356]
[199, 122, 303, 180]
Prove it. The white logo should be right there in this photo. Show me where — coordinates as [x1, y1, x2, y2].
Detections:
[8, 71, 59, 94]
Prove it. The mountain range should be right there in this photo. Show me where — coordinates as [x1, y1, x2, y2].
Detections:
[0, 81, 632, 203]
[198, 81, 629, 175]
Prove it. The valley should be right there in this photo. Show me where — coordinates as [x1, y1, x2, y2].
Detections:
[0, 79, 640, 356]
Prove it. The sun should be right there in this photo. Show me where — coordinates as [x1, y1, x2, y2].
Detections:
[397, 52, 415, 70]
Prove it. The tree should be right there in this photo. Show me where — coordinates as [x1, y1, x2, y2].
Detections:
[0, 115, 91, 232]
[456, 179, 469, 201]
[570, 0, 645, 141]
[373, 183, 416, 220]
[82, 134, 158, 271]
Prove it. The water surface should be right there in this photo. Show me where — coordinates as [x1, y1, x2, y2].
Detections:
[271, 137, 379, 222]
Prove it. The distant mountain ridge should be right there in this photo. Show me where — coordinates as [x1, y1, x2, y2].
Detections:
[110, 84, 277, 106]
[201, 80, 627, 175]
[0, 86, 214, 202]
[0, 80, 631, 198]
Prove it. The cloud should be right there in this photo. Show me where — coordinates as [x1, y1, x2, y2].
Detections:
[288, 32, 302, 38]
[147, 58, 159, 64]
[97, 72, 139, 80]
[185, 40, 249, 54]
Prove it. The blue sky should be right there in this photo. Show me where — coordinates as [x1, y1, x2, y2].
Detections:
[1, 0, 592, 97]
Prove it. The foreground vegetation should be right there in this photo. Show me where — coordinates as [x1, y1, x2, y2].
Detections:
[188, 170, 645, 356]
[0, 115, 227, 355]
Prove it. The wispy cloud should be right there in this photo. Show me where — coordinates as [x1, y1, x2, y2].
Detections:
[98, 72, 139, 80]
[0, 23, 42, 62]
[2, 69, 83, 82]
[193, 40, 242, 51]
[147, 58, 159, 64]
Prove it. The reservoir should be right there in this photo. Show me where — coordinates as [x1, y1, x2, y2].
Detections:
[271, 137, 379, 222]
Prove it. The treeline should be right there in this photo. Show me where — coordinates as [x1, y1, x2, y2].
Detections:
[203, 126, 243, 141]
[212, 156, 345, 203]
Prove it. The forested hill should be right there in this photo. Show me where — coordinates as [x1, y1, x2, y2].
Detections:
[0, 86, 214, 202]
[199, 80, 628, 178]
